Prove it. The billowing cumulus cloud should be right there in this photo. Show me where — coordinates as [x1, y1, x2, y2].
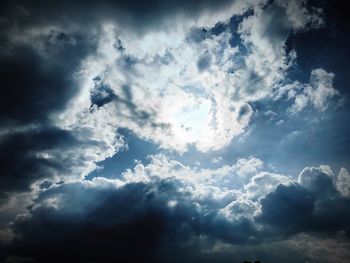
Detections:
[52, 0, 334, 154]
[258, 166, 350, 238]
[1, 159, 350, 262]
[277, 68, 341, 113]
[1, 0, 350, 262]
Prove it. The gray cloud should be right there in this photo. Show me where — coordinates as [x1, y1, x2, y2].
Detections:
[257, 167, 350, 239]
[0, 127, 77, 203]
[1, 164, 349, 262]
[0, 32, 96, 123]
[0, 0, 239, 35]
[0, 26, 100, 204]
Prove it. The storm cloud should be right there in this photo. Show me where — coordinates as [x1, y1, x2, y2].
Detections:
[1, 163, 350, 262]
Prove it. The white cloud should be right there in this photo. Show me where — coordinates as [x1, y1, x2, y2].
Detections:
[121, 154, 238, 204]
[211, 156, 223, 164]
[275, 0, 324, 30]
[244, 171, 292, 200]
[286, 69, 340, 113]
[280, 130, 302, 145]
[50, 0, 329, 155]
[236, 157, 264, 179]
[298, 165, 334, 186]
[55, 23, 254, 153]
[220, 197, 259, 221]
[118, 154, 291, 220]
[308, 69, 339, 111]
[337, 167, 350, 197]
[297, 165, 336, 196]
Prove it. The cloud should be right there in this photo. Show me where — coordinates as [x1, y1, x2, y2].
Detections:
[0, 25, 124, 205]
[275, 0, 323, 30]
[2, 160, 350, 262]
[55, 0, 331, 154]
[1, 176, 260, 262]
[0, 33, 124, 202]
[5, 181, 196, 262]
[0, 0, 339, 202]
[55, 23, 255, 152]
[0, 0, 261, 36]
[235, 0, 322, 102]
[337, 168, 350, 197]
[288, 233, 350, 263]
[287, 68, 340, 113]
[0, 1, 334, 207]
[0, 29, 96, 123]
[0, 2, 274, 201]
[257, 165, 350, 238]
[244, 172, 291, 200]
[236, 157, 264, 179]
[257, 183, 315, 236]
[0, 127, 76, 202]
[0, 124, 124, 207]
[211, 156, 223, 164]
[280, 130, 302, 145]
[298, 165, 336, 197]
[0, 1, 348, 262]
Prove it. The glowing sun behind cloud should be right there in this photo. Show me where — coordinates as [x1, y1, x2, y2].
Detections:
[56, 24, 254, 153]
[172, 96, 212, 145]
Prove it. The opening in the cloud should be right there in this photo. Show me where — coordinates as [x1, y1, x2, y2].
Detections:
[173, 98, 212, 144]
[85, 129, 159, 180]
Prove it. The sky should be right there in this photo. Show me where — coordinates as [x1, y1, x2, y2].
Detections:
[0, 0, 350, 262]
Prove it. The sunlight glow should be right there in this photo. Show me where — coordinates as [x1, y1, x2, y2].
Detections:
[173, 97, 212, 146]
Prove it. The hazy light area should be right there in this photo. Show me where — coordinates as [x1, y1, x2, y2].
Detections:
[173, 97, 212, 144]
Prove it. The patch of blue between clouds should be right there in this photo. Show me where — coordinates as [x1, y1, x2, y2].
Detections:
[86, 129, 160, 179]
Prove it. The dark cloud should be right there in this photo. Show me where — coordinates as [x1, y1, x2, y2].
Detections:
[0, 9, 99, 202]
[3, 166, 350, 262]
[257, 168, 350, 239]
[0, 179, 266, 262]
[257, 183, 316, 237]
[90, 80, 118, 108]
[0, 31, 96, 123]
[0, 0, 237, 35]
[2, 181, 199, 263]
[2, 181, 251, 262]
[197, 52, 212, 72]
[0, 126, 78, 203]
[298, 167, 337, 197]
